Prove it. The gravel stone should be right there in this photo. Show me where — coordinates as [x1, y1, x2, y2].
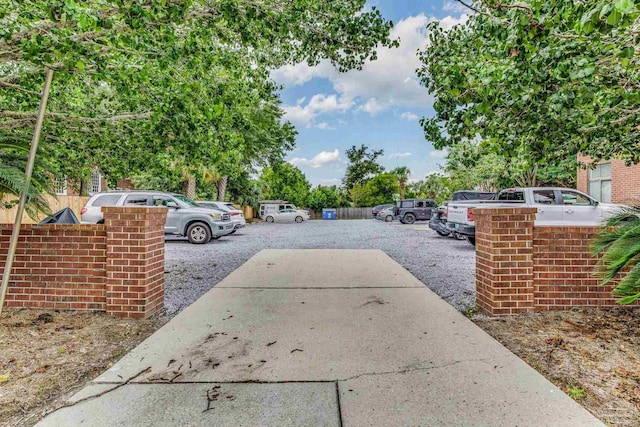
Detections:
[164, 220, 476, 317]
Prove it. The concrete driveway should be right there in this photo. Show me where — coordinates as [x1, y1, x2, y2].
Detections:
[38, 250, 602, 426]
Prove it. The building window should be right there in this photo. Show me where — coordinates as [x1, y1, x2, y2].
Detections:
[90, 170, 101, 193]
[589, 163, 611, 203]
[54, 177, 67, 195]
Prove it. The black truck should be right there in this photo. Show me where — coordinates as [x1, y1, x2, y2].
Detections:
[428, 191, 496, 237]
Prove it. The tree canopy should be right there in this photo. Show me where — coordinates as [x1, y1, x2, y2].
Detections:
[343, 144, 385, 191]
[259, 163, 310, 207]
[0, 1, 396, 208]
[418, 0, 640, 168]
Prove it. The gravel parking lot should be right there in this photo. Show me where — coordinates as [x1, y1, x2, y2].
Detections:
[164, 220, 476, 317]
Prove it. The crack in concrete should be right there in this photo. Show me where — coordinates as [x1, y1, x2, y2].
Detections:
[335, 357, 498, 382]
[91, 357, 500, 386]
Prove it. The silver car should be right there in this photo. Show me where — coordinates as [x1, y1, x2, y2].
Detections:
[80, 191, 235, 244]
[197, 201, 246, 233]
[264, 208, 310, 223]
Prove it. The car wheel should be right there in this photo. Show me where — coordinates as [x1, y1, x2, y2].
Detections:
[403, 214, 416, 224]
[295, 216, 303, 223]
[385, 215, 393, 222]
[229, 229, 237, 234]
[266, 216, 274, 223]
[187, 222, 211, 244]
[467, 236, 476, 246]
[436, 230, 450, 237]
[453, 232, 466, 240]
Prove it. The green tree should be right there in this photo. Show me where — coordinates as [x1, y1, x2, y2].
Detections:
[306, 186, 340, 211]
[343, 145, 385, 191]
[1, 0, 396, 211]
[260, 163, 311, 207]
[358, 173, 399, 207]
[410, 174, 453, 204]
[391, 166, 411, 200]
[418, 0, 640, 168]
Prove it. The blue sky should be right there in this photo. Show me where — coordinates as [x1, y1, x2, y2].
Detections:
[272, 1, 470, 186]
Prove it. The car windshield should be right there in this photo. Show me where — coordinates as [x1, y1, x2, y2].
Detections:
[173, 195, 199, 207]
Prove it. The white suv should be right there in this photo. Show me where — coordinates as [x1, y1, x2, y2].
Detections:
[81, 191, 235, 244]
[197, 201, 246, 233]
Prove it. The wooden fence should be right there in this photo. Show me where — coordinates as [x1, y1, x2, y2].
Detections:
[308, 207, 374, 220]
[0, 195, 89, 224]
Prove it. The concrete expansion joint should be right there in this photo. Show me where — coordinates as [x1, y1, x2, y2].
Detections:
[218, 286, 426, 289]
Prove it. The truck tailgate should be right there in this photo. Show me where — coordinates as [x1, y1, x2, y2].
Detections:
[447, 205, 470, 226]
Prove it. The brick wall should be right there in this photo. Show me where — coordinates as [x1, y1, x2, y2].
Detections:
[1, 207, 167, 318]
[475, 206, 637, 316]
[577, 154, 640, 203]
[533, 226, 621, 310]
[0, 225, 107, 311]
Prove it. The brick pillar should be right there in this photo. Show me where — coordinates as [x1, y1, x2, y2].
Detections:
[102, 206, 167, 318]
[474, 207, 537, 316]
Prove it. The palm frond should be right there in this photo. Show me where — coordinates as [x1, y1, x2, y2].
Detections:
[592, 203, 640, 303]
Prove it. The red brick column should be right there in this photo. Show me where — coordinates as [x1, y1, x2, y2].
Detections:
[102, 207, 167, 318]
[475, 207, 537, 315]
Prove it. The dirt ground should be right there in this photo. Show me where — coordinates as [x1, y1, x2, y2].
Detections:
[474, 307, 640, 427]
[0, 308, 166, 427]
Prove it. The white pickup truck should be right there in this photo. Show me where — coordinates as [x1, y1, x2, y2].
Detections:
[447, 187, 622, 245]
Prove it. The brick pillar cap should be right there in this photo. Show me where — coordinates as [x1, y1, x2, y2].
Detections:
[102, 206, 168, 214]
[473, 206, 538, 215]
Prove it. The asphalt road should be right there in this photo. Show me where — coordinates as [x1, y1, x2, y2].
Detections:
[164, 219, 476, 317]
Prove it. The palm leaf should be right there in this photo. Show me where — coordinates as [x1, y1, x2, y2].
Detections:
[592, 203, 640, 303]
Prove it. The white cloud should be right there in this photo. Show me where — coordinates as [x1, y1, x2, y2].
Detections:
[360, 98, 385, 115]
[272, 14, 469, 116]
[443, 1, 471, 15]
[439, 14, 469, 30]
[281, 94, 353, 127]
[400, 112, 419, 121]
[389, 152, 412, 159]
[289, 149, 341, 169]
[429, 149, 449, 158]
[319, 178, 342, 186]
[315, 122, 334, 130]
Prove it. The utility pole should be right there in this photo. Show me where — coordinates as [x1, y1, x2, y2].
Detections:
[0, 67, 54, 317]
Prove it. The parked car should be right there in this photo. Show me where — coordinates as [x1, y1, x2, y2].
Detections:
[429, 191, 496, 238]
[376, 206, 396, 222]
[395, 199, 437, 224]
[372, 204, 394, 217]
[197, 201, 246, 233]
[264, 208, 310, 223]
[447, 187, 623, 245]
[80, 191, 235, 244]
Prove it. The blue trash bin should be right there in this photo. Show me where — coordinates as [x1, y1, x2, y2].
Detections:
[322, 208, 337, 220]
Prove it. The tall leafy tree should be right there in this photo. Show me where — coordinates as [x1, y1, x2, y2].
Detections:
[418, 0, 640, 167]
[391, 166, 411, 200]
[1, 1, 396, 209]
[260, 163, 311, 207]
[343, 145, 385, 191]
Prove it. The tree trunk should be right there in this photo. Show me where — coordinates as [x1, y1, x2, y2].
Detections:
[182, 175, 196, 199]
[400, 182, 406, 200]
[216, 176, 228, 201]
[79, 178, 89, 196]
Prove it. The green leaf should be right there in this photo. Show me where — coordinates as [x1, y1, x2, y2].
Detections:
[614, 0, 635, 14]
[607, 10, 623, 26]
[75, 61, 85, 72]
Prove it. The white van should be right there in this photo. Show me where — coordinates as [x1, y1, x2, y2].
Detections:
[259, 200, 297, 218]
